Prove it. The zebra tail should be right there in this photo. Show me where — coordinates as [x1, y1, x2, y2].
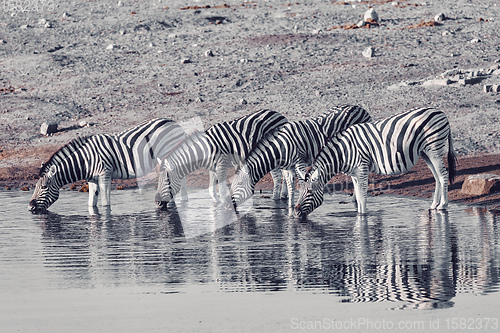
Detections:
[447, 132, 457, 184]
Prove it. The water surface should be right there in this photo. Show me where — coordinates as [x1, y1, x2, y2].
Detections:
[1, 189, 499, 331]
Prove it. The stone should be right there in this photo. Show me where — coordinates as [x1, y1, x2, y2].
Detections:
[422, 78, 451, 86]
[40, 122, 58, 135]
[469, 38, 481, 44]
[364, 8, 378, 22]
[461, 174, 500, 196]
[434, 13, 446, 21]
[204, 49, 214, 57]
[181, 58, 191, 64]
[106, 44, 115, 50]
[240, 98, 247, 105]
[78, 120, 89, 127]
[362, 46, 374, 58]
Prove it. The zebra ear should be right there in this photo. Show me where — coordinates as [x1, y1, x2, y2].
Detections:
[48, 165, 57, 177]
[310, 169, 320, 183]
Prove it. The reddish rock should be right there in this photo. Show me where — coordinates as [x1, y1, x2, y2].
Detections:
[461, 174, 500, 196]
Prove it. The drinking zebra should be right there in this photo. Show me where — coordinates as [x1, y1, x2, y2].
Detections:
[29, 118, 187, 213]
[230, 105, 371, 208]
[293, 107, 457, 217]
[155, 109, 288, 209]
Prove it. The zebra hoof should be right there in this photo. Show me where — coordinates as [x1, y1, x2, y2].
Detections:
[430, 202, 439, 210]
[437, 203, 448, 210]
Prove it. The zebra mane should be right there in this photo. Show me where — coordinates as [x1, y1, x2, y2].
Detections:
[39, 136, 91, 176]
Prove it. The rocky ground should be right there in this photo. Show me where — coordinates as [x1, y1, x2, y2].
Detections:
[0, 0, 499, 208]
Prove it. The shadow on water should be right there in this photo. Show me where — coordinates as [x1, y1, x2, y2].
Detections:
[19, 192, 500, 309]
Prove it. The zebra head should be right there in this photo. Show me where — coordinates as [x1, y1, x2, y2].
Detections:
[155, 160, 182, 210]
[29, 165, 60, 213]
[293, 168, 325, 218]
[229, 164, 253, 208]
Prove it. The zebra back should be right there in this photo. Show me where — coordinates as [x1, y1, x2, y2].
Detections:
[316, 104, 372, 139]
[205, 109, 288, 162]
[114, 118, 186, 178]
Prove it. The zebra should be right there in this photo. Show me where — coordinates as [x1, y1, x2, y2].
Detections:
[155, 109, 288, 209]
[29, 118, 187, 213]
[293, 107, 457, 217]
[230, 105, 371, 208]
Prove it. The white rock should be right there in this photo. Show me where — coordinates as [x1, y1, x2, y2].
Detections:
[391, 2, 398, 6]
[423, 78, 451, 86]
[181, 58, 191, 64]
[362, 46, 374, 58]
[364, 8, 379, 22]
[78, 120, 88, 127]
[434, 13, 446, 21]
[38, 18, 47, 25]
[44, 22, 52, 28]
[205, 49, 214, 57]
[62, 12, 70, 18]
[117, 1, 123, 6]
[469, 38, 481, 44]
[240, 98, 247, 105]
[40, 122, 58, 136]
[106, 44, 115, 50]
[119, 29, 126, 35]
[0, 40, 5, 44]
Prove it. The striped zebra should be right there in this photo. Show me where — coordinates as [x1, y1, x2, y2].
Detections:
[29, 118, 186, 213]
[230, 105, 371, 208]
[155, 109, 288, 209]
[293, 107, 457, 217]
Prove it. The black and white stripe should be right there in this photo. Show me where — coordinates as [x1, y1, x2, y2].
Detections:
[293, 107, 457, 216]
[230, 105, 371, 208]
[29, 118, 186, 212]
[155, 109, 288, 208]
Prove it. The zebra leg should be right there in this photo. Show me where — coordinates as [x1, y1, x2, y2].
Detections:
[353, 166, 369, 215]
[270, 168, 283, 200]
[179, 177, 188, 202]
[88, 180, 99, 207]
[280, 170, 288, 199]
[421, 153, 442, 210]
[428, 154, 449, 210]
[216, 165, 229, 204]
[283, 168, 296, 207]
[208, 170, 219, 203]
[98, 172, 112, 207]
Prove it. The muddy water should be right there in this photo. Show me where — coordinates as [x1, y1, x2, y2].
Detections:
[1, 189, 499, 331]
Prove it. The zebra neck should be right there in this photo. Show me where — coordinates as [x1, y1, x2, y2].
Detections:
[53, 158, 90, 187]
[245, 138, 288, 185]
[317, 140, 346, 183]
[166, 134, 213, 178]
